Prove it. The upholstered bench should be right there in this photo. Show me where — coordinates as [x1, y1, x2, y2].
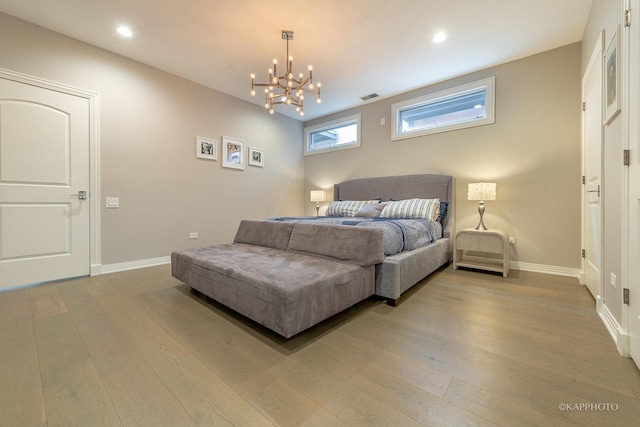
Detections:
[171, 220, 384, 338]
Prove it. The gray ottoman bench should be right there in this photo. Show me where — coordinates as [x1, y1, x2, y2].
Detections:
[171, 220, 384, 338]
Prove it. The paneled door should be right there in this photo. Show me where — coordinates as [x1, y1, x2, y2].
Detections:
[0, 77, 90, 289]
[582, 34, 603, 300]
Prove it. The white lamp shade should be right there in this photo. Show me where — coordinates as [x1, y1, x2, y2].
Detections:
[467, 182, 497, 201]
[310, 190, 327, 202]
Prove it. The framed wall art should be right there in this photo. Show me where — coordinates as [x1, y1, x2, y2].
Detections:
[248, 147, 264, 167]
[604, 26, 621, 125]
[196, 136, 217, 160]
[222, 136, 245, 170]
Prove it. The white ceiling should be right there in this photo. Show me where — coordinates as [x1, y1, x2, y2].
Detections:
[0, 0, 593, 121]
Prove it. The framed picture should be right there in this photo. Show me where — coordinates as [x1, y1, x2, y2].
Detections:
[222, 136, 245, 170]
[248, 147, 264, 167]
[604, 26, 621, 125]
[196, 136, 217, 160]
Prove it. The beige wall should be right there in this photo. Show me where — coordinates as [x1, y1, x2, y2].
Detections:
[0, 11, 585, 271]
[582, 0, 624, 325]
[304, 43, 582, 269]
[0, 13, 304, 266]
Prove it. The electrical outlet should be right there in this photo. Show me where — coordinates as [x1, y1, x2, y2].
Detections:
[106, 197, 119, 208]
[509, 237, 515, 244]
[189, 232, 199, 239]
[610, 272, 617, 288]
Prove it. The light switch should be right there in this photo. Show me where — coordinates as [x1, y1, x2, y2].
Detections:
[106, 197, 119, 208]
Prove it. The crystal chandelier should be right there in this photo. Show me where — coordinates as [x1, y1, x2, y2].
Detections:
[250, 30, 321, 116]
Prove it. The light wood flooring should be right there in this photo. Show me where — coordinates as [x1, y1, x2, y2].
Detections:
[1, 264, 639, 426]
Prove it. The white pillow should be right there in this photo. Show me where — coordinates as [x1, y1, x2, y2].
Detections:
[326, 200, 378, 217]
[380, 198, 440, 220]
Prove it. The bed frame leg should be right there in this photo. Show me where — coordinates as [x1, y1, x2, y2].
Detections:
[386, 298, 397, 307]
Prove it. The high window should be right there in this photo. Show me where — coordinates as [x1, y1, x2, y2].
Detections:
[304, 114, 361, 155]
[391, 77, 495, 140]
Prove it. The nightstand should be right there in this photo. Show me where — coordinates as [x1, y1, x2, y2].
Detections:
[454, 229, 510, 277]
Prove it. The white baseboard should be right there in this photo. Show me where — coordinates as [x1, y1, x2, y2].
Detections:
[100, 254, 580, 279]
[90, 264, 102, 276]
[100, 256, 171, 274]
[595, 293, 603, 313]
[599, 302, 630, 357]
[509, 260, 581, 278]
[461, 256, 581, 278]
[578, 271, 586, 285]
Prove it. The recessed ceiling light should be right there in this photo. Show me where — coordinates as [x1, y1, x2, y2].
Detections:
[117, 26, 133, 38]
[432, 32, 447, 43]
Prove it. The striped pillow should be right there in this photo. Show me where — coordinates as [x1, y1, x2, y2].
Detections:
[380, 198, 440, 220]
[326, 200, 378, 217]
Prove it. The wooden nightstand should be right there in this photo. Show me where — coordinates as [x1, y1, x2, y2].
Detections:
[453, 229, 510, 277]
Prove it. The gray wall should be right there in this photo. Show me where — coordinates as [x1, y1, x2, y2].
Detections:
[582, 0, 624, 325]
[304, 43, 583, 270]
[0, 11, 586, 272]
[0, 13, 305, 266]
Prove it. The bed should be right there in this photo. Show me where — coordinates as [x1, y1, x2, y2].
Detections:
[275, 173, 456, 305]
[172, 173, 455, 337]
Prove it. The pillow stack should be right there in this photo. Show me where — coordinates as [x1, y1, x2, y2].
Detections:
[325, 198, 440, 221]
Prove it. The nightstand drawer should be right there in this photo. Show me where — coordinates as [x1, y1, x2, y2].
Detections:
[456, 232, 504, 253]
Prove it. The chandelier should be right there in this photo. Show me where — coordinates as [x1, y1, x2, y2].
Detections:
[250, 30, 321, 116]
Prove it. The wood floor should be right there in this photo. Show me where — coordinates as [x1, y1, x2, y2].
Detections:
[1, 264, 639, 427]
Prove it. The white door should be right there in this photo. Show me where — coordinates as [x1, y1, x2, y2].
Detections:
[627, 0, 640, 369]
[583, 35, 604, 300]
[0, 77, 90, 289]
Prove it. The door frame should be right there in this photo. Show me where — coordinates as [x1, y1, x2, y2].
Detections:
[581, 32, 605, 311]
[626, 0, 640, 368]
[0, 68, 101, 276]
[622, 0, 638, 363]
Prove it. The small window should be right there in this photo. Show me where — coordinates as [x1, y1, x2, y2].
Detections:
[304, 114, 361, 155]
[391, 77, 495, 140]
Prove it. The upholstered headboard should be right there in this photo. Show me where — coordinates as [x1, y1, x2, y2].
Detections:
[333, 174, 456, 238]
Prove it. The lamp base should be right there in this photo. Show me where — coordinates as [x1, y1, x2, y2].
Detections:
[315, 202, 320, 217]
[475, 201, 488, 231]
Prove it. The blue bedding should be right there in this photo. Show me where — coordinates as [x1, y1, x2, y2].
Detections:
[269, 217, 442, 256]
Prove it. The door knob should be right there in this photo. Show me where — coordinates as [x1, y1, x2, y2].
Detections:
[587, 185, 600, 197]
[71, 191, 87, 200]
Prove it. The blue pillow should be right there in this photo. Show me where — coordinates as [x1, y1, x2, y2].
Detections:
[437, 201, 449, 222]
[354, 202, 386, 218]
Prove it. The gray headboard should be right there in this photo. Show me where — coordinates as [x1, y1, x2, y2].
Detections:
[333, 174, 456, 238]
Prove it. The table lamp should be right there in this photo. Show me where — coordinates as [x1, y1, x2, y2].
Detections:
[467, 182, 497, 230]
[310, 190, 326, 216]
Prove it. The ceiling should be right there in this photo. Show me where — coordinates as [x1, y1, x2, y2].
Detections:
[0, 0, 593, 121]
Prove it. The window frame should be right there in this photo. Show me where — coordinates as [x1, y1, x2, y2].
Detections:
[304, 113, 361, 156]
[391, 77, 495, 141]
